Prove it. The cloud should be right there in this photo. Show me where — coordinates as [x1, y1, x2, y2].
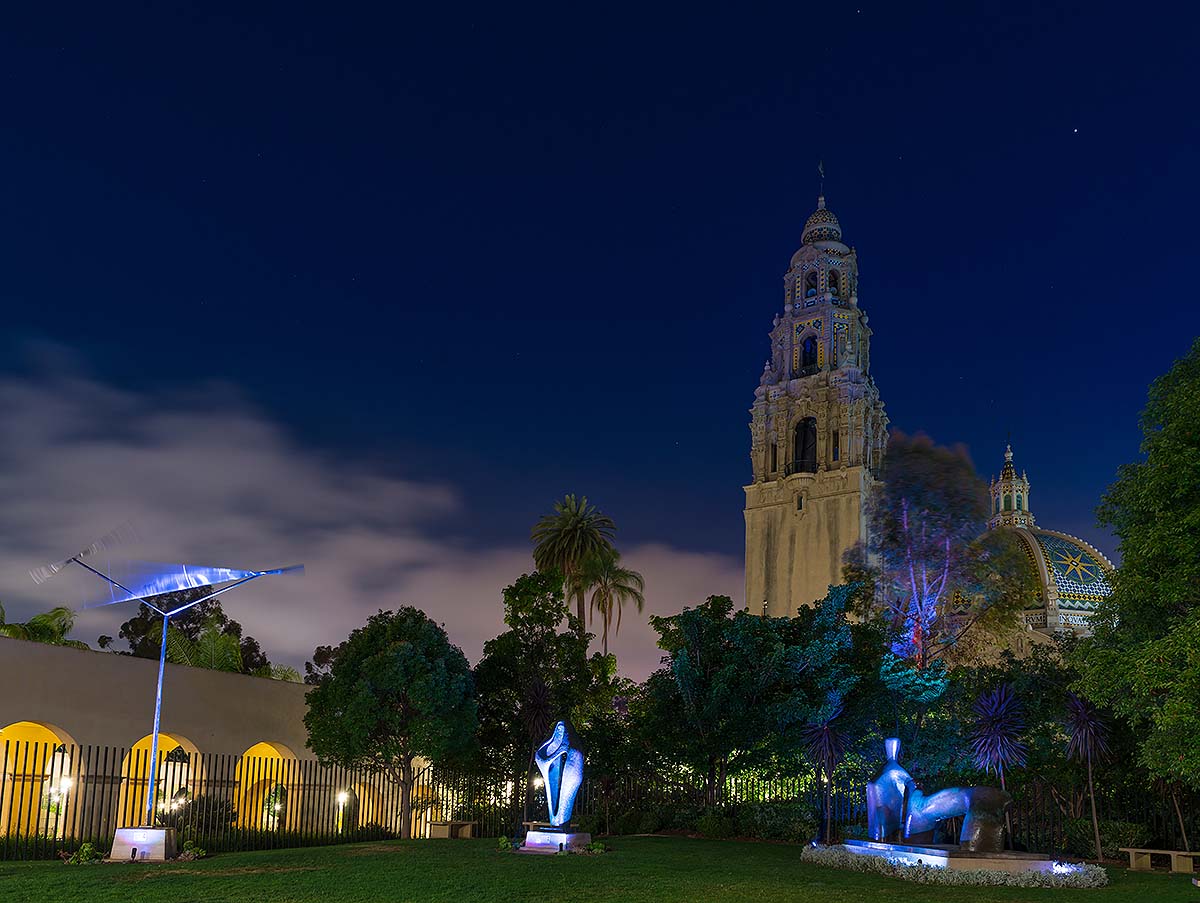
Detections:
[0, 361, 742, 681]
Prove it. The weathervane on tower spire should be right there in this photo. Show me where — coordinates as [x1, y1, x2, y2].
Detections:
[818, 160, 825, 201]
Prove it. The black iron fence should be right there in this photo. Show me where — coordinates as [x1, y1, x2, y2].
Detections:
[2, 740, 1196, 860]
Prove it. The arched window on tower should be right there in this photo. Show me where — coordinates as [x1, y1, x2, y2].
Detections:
[1004, 493, 1012, 511]
[1016, 493, 1023, 511]
[805, 271, 818, 299]
[793, 418, 818, 474]
[801, 336, 818, 371]
[828, 270, 840, 297]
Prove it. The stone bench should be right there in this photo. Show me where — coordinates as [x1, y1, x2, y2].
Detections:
[429, 820, 476, 839]
[1119, 847, 1199, 873]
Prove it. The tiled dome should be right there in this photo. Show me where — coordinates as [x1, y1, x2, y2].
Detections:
[802, 196, 843, 245]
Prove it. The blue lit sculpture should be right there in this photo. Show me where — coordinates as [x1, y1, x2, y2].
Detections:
[30, 527, 302, 825]
[865, 737, 1011, 853]
[534, 720, 584, 827]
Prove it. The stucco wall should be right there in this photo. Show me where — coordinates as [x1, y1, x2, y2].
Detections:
[745, 466, 870, 616]
[0, 636, 310, 755]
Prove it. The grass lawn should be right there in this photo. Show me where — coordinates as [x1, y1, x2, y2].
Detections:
[1, 836, 1195, 903]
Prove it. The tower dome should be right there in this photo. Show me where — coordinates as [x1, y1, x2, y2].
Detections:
[801, 196, 843, 245]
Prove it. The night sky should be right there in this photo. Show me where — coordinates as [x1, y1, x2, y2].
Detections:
[1, 3, 1197, 678]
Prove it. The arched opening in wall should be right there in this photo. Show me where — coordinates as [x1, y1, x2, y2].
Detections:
[236, 741, 300, 831]
[0, 721, 79, 838]
[118, 733, 201, 827]
[1004, 494, 1012, 511]
[805, 271, 818, 298]
[769, 441, 778, 474]
[793, 418, 818, 474]
[1016, 493, 1023, 511]
[828, 270, 840, 297]
[333, 781, 386, 835]
[801, 336, 818, 371]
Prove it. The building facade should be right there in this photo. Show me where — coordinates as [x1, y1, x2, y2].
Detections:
[743, 197, 888, 616]
[987, 445, 1114, 637]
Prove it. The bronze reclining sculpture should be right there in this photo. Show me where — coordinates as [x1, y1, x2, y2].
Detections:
[866, 737, 1011, 853]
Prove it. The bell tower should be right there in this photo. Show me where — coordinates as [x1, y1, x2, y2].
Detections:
[988, 444, 1035, 529]
[743, 195, 888, 616]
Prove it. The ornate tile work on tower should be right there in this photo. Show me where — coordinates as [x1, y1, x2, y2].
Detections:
[1032, 532, 1112, 610]
[792, 318, 824, 372]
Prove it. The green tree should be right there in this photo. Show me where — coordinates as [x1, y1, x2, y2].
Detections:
[1075, 340, 1200, 788]
[851, 432, 1037, 667]
[304, 607, 478, 837]
[167, 618, 243, 671]
[472, 572, 595, 821]
[101, 592, 274, 675]
[0, 602, 89, 649]
[644, 595, 812, 804]
[531, 495, 615, 625]
[578, 549, 645, 656]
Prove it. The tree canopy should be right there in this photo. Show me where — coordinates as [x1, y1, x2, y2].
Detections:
[304, 607, 478, 837]
[851, 431, 1036, 667]
[1074, 341, 1200, 788]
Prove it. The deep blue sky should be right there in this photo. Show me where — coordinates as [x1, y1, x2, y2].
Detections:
[2, 1, 1197, 566]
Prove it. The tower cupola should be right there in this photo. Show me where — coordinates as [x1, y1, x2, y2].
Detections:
[989, 444, 1034, 529]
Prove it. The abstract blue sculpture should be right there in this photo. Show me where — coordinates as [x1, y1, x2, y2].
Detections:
[865, 737, 1011, 853]
[534, 720, 584, 827]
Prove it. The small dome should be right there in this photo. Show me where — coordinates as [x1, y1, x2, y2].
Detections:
[999, 444, 1017, 482]
[802, 196, 843, 245]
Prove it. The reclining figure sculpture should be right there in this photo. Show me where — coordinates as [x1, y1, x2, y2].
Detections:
[534, 720, 585, 827]
[866, 737, 1011, 853]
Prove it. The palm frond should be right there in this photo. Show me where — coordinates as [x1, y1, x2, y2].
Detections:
[1065, 692, 1112, 764]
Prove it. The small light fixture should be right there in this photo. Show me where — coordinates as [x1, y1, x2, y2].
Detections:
[337, 791, 348, 806]
[532, 777, 544, 789]
[59, 777, 73, 794]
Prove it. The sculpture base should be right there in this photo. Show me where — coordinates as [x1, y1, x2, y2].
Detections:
[522, 828, 592, 854]
[108, 826, 177, 862]
[841, 840, 1083, 875]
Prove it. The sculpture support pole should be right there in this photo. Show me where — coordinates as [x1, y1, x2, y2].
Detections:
[145, 614, 170, 825]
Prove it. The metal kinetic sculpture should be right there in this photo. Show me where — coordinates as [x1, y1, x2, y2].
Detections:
[534, 720, 584, 827]
[30, 526, 302, 825]
[866, 737, 1011, 853]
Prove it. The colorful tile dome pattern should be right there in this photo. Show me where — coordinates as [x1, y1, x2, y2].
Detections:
[802, 197, 843, 245]
[1028, 529, 1113, 611]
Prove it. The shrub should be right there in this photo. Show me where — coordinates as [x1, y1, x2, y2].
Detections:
[637, 810, 665, 835]
[1065, 818, 1151, 861]
[62, 842, 104, 865]
[695, 808, 736, 839]
[176, 839, 207, 861]
[734, 801, 818, 843]
[801, 845, 1109, 888]
[158, 794, 237, 834]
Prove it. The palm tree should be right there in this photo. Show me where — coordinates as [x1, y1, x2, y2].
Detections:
[166, 620, 243, 672]
[578, 550, 645, 656]
[531, 495, 615, 625]
[0, 602, 89, 649]
[969, 683, 1027, 846]
[1065, 692, 1111, 861]
[801, 701, 845, 844]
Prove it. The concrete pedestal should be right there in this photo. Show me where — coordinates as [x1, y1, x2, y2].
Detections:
[522, 828, 592, 854]
[108, 826, 177, 862]
[841, 839, 1083, 874]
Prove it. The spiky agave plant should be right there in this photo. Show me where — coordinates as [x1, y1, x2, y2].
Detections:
[1065, 692, 1111, 861]
[969, 683, 1028, 792]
